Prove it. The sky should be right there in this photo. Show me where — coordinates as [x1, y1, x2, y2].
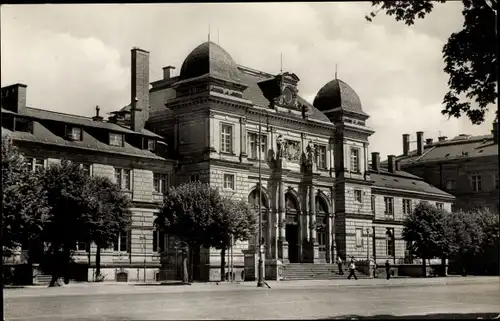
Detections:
[1, 3, 496, 159]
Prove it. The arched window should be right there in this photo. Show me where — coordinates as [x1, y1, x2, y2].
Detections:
[248, 189, 268, 213]
[285, 193, 299, 214]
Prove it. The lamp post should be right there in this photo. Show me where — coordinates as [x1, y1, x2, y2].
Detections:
[366, 227, 370, 262]
[257, 111, 265, 288]
[140, 216, 146, 283]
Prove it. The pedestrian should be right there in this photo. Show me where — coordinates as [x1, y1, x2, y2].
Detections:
[385, 260, 391, 280]
[347, 258, 358, 280]
[337, 256, 344, 275]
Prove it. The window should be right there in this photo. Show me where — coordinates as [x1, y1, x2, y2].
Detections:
[470, 173, 482, 192]
[220, 124, 233, 153]
[114, 231, 129, 252]
[403, 199, 412, 215]
[384, 197, 394, 216]
[115, 168, 131, 190]
[15, 118, 33, 133]
[371, 195, 376, 214]
[445, 180, 456, 191]
[147, 139, 156, 151]
[354, 190, 362, 203]
[109, 133, 124, 147]
[386, 229, 395, 257]
[152, 230, 166, 253]
[153, 173, 168, 194]
[317, 145, 327, 169]
[248, 133, 267, 160]
[190, 174, 200, 182]
[223, 174, 235, 190]
[436, 202, 444, 210]
[80, 164, 91, 176]
[350, 148, 359, 173]
[67, 127, 82, 141]
[355, 228, 363, 247]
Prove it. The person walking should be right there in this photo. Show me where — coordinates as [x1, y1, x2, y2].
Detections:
[385, 260, 391, 280]
[347, 258, 358, 280]
[337, 256, 344, 275]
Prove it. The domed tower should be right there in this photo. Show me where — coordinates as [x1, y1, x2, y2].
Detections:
[313, 77, 375, 261]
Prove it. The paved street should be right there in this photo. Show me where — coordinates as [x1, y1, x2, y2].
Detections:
[4, 277, 500, 320]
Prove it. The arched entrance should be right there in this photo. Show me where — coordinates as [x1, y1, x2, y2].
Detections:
[248, 190, 269, 254]
[285, 193, 300, 263]
[316, 195, 329, 261]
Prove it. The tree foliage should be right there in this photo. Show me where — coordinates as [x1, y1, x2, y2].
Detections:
[1, 134, 49, 256]
[366, 0, 498, 125]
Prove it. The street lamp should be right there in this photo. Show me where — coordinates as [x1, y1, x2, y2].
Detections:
[257, 111, 265, 288]
[366, 227, 370, 262]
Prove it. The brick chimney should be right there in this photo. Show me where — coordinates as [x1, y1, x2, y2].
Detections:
[1, 84, 27, 114]
[416, 131, 424, 155]
[371, 152, 380, 172]
[402, 134, 410, 156]
[130, 97, 143, 131]
[131, 47, 150, 132]
[493, 120, 498, 144]
[92, 105, 103, 121]
[388, 155, 396, 173]
[425, 138, 433, 145]
[395, 160, 402, 171]
[163, 66, 175, 80]
[438, 136, 447, 142]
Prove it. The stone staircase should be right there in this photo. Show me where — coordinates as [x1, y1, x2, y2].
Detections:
[35, 274, 52, 286]
[282, 263, 369, 281]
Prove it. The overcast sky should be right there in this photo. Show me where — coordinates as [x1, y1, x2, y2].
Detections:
[1, 3, 496, 159]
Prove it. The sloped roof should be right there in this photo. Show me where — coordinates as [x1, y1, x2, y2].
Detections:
[370, 169, 454, 198]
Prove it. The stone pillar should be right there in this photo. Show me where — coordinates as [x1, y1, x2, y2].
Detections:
[209, 112, 216, 152]
[240, 118, 247, 160]
[278, 180, 287, 262]
[310, 185, 319, 262]
[305, 187, 310, 242]
[363, 142, 368, 175]
[267, 208, 272, 258]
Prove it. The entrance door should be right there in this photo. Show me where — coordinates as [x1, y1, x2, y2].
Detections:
[286, 224, 299, 263]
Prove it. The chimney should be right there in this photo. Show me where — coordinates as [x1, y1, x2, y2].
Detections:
[425, 138, 433, 145]
[131, 47, 150, 131]
[438, 136, 447, 142]
[388, 155, 396, 173]
[162, 66, 175, 80]
[1, 84, 27, 114]
[493, 120, 498, 144]
[402, 134, 410, 156]
[130, 97, 143, 131]
[416, 131, 424, 155]
[395, 160, 402, 172]
[371, 152, 380, 172]
[92, 105, 103, 121]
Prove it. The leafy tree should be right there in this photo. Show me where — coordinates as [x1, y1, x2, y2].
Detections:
[83, 176, 132, 281]
[1, 134, 49, 283]
[366, 0, 497, 125]
[156, 182, 220, 282]
[39, 159, 91, 287]
[402, 202, 448, 276]
[471, 207, 499, 275]
[210, 197, 258, 282]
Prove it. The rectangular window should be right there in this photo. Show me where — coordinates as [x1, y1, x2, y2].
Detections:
[384, 197, 394, 216]
[317, 145, 327, 169]
[371, 195, 376, 214]
[80, 164, 91, 176]
[114, 231, 129, 252]
[354, 189, 362, 203]
[386, 229, 395, 257]
[153, 173, 168, 194]
[67, 127, 82, 141]
[147, 139, 156, 151]
[115, 168, 131, 190]
[350, 148, 359, 173]
[220, 124, 233, 153]
[436, 202, 444, 210]
[445, 180, 456, 191]
[223, 174, 235, 190]
[190, 174, 200, 182]
[403, 199, 412, 215]
[109, 133, 124, 147]
[248, 133, 267, 160]
[355, 228, 363, 247]
[152, 230, 166, 253]
[470, 173, 482, 192]
[34, 158, 45, 173]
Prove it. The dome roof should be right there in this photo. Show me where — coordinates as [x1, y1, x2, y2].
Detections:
[179, 41, 242, 83]
[313, 79, 363, 113]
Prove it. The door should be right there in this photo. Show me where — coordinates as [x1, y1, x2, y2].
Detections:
[286, 224, 299, 263]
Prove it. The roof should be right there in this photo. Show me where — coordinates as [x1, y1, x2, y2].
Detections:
[179, 41, 243, 84]
[4, 107, 163, 139]
[2, 121, 165, 160]
[385, 133, 497, 166]
[313, 78, 367, 116]
[370, 169, 454, 199]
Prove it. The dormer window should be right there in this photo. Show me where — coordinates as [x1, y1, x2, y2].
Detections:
[147, 139, 156, 151]
[67, 127, 82, 141]
[109, 133, 124, 147]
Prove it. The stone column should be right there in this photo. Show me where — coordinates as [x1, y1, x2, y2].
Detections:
[240, 118, 247, 160]
[305, 187, 310, 242]
[363, 142, 368, 174]
[309, 185, 317, 243]
[267, 208, 272, 258]
[278, 180, 287, 261]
